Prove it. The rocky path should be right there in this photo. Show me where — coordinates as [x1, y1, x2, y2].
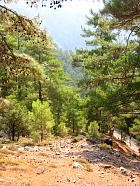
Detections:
[0, 137, 140, 186]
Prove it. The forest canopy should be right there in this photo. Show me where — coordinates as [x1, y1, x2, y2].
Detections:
[0, 0, 140, 142]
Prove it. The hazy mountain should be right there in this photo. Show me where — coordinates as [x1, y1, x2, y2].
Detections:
[5, 0, 104, 50]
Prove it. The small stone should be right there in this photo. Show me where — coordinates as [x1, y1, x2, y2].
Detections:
[0, 178, 4, 182]
[34, 146, 39, 152]
[2, 146, 6, 150]
[36, 165, 45, 174]
[30, 156, 36, 161]
[24, 146, 30, 151]
[100, 175, 104, 178]
[131, 178, 135, 182]
[55, 152, 60, 155]
[101, 171, 104, 174]
[119, 166, 128, 176]
[17, 147, 24, 152]
[72, 162, 83, 169]
[130, 174, 135, 179]
[108, 184, 113, 186]
[73, 180, 76, 183]
[119, 166, 125, 172]
[67, 178, 70, 182]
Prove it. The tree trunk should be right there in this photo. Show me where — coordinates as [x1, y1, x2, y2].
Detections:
[72, 112, 75, 133]
[17, 132, 20, 141]
[38, 81, 43, 102]
[11, 123, 15, 141]
[121, 129, 122, 141]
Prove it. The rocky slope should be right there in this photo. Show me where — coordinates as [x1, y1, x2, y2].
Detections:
[0, 137, 140, 186]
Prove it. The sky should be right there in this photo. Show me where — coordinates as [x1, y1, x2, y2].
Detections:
[1, 0, 104, 50]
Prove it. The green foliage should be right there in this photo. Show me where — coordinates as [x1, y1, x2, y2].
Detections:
[73, 7, 140, 141]
[129, 119, 140, 140]
[88, 121, 101, 139]
[57, 122, 68, 137]
[0, 96, 29, 141]
[99, 143, 111, 151]
[29, 100, 54, 142]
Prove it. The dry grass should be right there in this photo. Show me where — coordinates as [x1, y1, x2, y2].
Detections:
[0, 171, 3, 176]
[21, 180, 31, 186]
[38, 140, 53, 146]
[76, 158, 93, 172]
[48, 164, 57, 168]
[38, 152, 49, 157]
[0, 149, 15, 155]
[0, 159, 20, 166]
[0, 158, 31, 169]
[0, 152, 6, 158]
[7, 144, 17, 151]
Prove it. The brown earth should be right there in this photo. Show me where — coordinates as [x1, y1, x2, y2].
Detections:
[0, 137, 140, 186]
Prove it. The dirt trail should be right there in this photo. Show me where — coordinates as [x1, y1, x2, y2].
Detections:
[0, 138, 140, 186]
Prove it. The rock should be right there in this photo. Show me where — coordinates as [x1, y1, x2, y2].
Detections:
[0, 178, 4, 182]
[2, 146, 6, 150]
[119, 166, 125, 172]
[80, 144, 87, 148]
[108, 184, 113, 186]
[72, 162, 83, 169]
[64, 149, 70, 155]
[24, 146, 30, 151]
[130, 174, 135, 179]
[34, 146, 39, 152]
[102, 165, 112, 169]
[67, 178, 71, 182]
[55, 152, 60, 155]
[78, 155, 82, 158]
[36, 165, 45, 174]
[114, 152, 120, 157]
[119, 166, 128, 175]
[131, 178, 135, 182]
[100, 175, 104, 178]
[17, 147, 24, 152]
[30, 156, 36, 161]
[101, 171, 104, 174]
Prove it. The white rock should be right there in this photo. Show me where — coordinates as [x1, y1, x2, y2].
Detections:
[72, 162, 83, 169]
[0, 178, 4, 182]
[119, 166, 128, 175]
[36, 165, 45, 174]
[18, 147, 24, 152]
[24, 146, 30, 151]
[55, 152, 60, 155]
[119, 166, 125, 172]
[2, 146, 6, 150]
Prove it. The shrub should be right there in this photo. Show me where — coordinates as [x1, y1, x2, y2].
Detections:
[76, 158, 93, 172]
[29, 100, 55, 142]
[57, 122, 68, 137]
[88, 121, 101, 139]
[99, 143, 111, 151]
